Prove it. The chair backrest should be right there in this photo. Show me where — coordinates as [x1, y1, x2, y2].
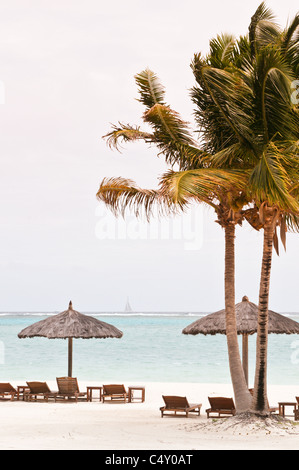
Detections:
[0, 382, 16, 393]
[208, 396, 235, 411]
[296, 396, 299, 405]
[103, 384, 126, 395]
[162, 395, 189, 409]
[27, 381, 51, 394]
[56, 377, 79, 394]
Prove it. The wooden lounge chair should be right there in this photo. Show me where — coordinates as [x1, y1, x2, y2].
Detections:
[25, 381, 58, 402]
[248, 388, 278, 414]
[206, 397, 236, 418]
[55, 377, 87, 402]
[102, 384, 128, 403]
[160, 396, 202, 418]
[0, 383, 17, 401]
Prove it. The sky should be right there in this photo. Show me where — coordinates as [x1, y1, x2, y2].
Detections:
[0, 0, 298, 312]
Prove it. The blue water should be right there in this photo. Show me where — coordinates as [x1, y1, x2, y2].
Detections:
[1, 312, 299, 386]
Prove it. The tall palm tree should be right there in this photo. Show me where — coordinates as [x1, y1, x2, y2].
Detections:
[97, 3, 299, 416]
[170, 3, 299, 415]
[97, 69, 253, 412]
[247, 3, 299, 414]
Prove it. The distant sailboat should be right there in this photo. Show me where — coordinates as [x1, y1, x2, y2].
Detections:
[124, 297, 133, 312]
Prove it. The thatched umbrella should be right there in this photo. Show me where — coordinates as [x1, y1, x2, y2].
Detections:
[182, 296, 299, 384]
[18, 301, 123, 377]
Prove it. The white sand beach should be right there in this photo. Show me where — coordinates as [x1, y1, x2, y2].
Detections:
[1, 381, 299, 450]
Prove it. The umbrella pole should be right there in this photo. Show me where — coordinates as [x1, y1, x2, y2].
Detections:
[242, 333, 249, 385]
[68, 337, 73, 377]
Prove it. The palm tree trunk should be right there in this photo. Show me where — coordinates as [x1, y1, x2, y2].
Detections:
[224, 223, 252, 412]
[252, 217, 274, 415]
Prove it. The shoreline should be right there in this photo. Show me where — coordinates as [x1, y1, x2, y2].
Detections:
[1, 381, 299, 450]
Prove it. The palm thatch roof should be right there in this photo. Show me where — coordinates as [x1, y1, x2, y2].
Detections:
[18, 301, 123, 339]
[182, 296, 299, 336]
[18, 301, 123, 377]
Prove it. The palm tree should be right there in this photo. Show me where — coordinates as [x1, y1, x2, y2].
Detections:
[97, 69, 253, 412]
[171, 2, 299, 415]
[247, 4, 299, 414]
[97, 3, 299, 416]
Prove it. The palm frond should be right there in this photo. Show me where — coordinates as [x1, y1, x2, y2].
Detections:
[208, 33, 237, 68]
[103, 123, 154, 151]
[252, 46, 297, 143]
[211, 142, 258, 168]
[96, 177, 179, 220]
[249, 144, 299, 212]
[142, 102, 209, 169]
[198, 65, 256, 147]
[232, 35, 253, 72]
[135, 69, 166, 109]
[281, 14, 299, 53]
[249, 2, 280, 57]
[281, 14, 299, 79]
[160, 168, 249, 208]
[143, 103, 195, 147]
[191, 53, 236, 153]
[285, 213, 299, 233]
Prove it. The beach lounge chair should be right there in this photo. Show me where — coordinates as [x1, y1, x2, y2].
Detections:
[248, 388, 278, 414]
[206, 397, 236, 418]
[160, 396, 202, 418]
[0, 383, 17, 401]
[102, 384, 128, 403]
[25, 381, 58, 402]
[55, 377, 87, 402]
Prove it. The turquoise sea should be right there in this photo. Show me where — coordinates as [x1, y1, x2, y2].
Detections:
[1, 312, 299, 386]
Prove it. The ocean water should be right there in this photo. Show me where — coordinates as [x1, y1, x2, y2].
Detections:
[0, 312, 299, 386]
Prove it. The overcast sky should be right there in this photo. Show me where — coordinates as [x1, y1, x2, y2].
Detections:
[0, 0, 298, 312]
